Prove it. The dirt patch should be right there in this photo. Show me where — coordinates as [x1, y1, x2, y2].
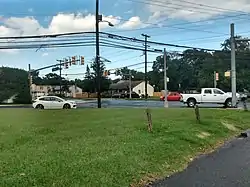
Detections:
[197, 131, 211, 139]
[221, 121, 238, 131]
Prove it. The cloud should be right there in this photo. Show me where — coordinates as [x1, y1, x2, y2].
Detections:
[0, 13, 145, 53]
[119, 16, 143, 29]
[146, 0, 250, 21]
[0, 49, 19, 54]
[0, 13, 122, 37]
[42, 52, 48, 57]
[125, 10, 133, 14]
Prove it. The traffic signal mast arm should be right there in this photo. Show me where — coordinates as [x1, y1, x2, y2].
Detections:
[30, 56, 85, 73]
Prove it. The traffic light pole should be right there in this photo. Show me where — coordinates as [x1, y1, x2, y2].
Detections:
[96, 0, 101, 108]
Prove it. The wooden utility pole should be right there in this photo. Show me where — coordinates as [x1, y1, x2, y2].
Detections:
[142, 34, 150, 100]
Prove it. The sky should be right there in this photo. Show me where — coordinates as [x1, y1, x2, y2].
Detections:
[1, 0, 250, 80]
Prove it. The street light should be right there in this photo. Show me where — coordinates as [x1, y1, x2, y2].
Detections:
[96, 0, 114, 108]
[101, 20, 114, 27]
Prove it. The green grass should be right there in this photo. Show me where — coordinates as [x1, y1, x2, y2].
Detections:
[0, 108, 250, 187]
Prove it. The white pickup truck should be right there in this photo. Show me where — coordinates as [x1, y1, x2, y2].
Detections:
[180, 88, 241, 108]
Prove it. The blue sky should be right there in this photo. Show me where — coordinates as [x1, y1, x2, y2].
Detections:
[1, 0, 250, 80]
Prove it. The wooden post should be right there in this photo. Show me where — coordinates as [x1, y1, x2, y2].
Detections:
[194, 105, 200, 123]
[146, 108, 152, 132]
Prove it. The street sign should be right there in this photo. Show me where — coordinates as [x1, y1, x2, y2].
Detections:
[225, 71, 230, 77]
[52, 67, 61, 72]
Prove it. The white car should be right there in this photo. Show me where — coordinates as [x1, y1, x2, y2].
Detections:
[32, 96, 77, 109]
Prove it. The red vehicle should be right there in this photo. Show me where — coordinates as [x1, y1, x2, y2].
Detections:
[160, 92, 181, 101]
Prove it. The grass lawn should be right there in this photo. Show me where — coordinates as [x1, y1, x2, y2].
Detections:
[0, 108, 250, 187]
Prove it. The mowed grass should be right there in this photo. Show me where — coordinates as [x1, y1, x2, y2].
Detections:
[0, 108, 250, 187]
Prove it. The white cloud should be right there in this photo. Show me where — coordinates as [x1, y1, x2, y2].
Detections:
[42, 52, 48, 57]
[125, 10, 133, 14]
[0, 49, 19, 54]
[0, 13, 143, 53]
[147, 0, 250, 21]
[119, 16, 143, 29]
[0, 13, 122, 37]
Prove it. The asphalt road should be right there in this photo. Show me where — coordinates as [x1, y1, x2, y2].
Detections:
[151, 135, 250, 187]
[0, 99, 249, 109]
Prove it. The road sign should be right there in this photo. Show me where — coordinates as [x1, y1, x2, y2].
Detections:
[225, 71, 230, 77]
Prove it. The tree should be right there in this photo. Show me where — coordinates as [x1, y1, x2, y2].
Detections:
[0, 67, 31, 104]
[90, 60, 111, 92]
[116, 67, 144, 81]
[83, 65, 95, 95]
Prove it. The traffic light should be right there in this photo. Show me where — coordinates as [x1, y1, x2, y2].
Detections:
[103, 70, 110, 77]
[30, 75, 33, 85]
[72, 56, 76, 65]
[216, 72, 219, 81]
[81, 56, 85, 65]
[64, 63, 69, 69]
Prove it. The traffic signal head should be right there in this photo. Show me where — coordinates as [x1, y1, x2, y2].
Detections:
[81, 56, 85, 65]
[64, 63, 69, 69]
[72, 56, 76, 65]
[103, 70, 110, 77]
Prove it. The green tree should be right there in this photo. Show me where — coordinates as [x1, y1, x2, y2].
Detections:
[90, 59, 111, 92]
[83, 65, 95, 95]
[0, 67, 31, 104]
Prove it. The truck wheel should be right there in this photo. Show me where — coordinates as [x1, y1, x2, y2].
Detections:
[187, 98, 196, 108]
[225, 98, 232, 108]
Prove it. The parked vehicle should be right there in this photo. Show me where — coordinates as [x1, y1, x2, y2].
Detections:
[32, 96, 77, 109]
[124, 92, 140, 98]
[180, 88, 241, 108]
[160, 92, 181, 101]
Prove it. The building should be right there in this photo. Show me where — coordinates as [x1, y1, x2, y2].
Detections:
[67, 85, 83, 98]
[30, 84, 83, 99]
[110, 80, 154, 97]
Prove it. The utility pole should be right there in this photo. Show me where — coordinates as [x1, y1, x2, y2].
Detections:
[230, 23, 237, 108]
[96, 0, 101, 108]
[142, 33, 150, 100]
[164, 48, 169, 108]
[59, 60, 62, 96]
[28, 64, 32, 100]
[129, 70, 132, 99]
[214, 71, 217, 88]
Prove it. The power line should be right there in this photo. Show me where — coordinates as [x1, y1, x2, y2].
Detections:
[101, 32, 222, 52]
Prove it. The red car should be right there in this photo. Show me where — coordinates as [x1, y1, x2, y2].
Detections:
[160, 92, 181, 101]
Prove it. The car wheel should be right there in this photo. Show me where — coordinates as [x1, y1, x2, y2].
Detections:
[36, 104, 44, 109]
[63, 103, 71, 109]
[225, 98, 232, 108]
[187, 98, 196, 108]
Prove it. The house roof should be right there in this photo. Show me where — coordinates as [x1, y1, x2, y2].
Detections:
[110, 80, 143, 90]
